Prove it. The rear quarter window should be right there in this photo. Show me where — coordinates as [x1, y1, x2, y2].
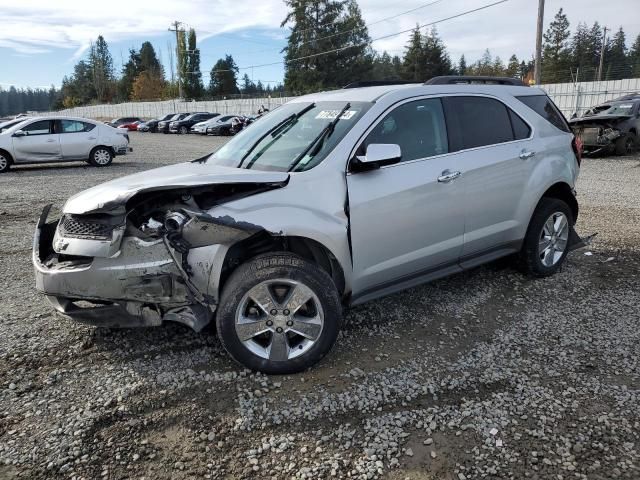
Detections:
[516, 95, 570, 133]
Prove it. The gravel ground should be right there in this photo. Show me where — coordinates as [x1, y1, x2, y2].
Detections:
[0, 133, 639, 480]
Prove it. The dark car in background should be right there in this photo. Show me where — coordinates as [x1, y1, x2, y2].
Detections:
[570, 94, 640, 155]
[139, 113, 176, 133]
[169, 112, 218, 134]
[106, 117, 142, 128]
[157, 113, 190, 134]
[205, 115, 243, 136]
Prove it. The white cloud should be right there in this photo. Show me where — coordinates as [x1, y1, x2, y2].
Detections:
[0, 0, 638, 67]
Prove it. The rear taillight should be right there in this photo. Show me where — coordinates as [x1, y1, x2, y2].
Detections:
[572, 135, 582, 166]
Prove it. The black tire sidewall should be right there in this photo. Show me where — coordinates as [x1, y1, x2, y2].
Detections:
[216, 254, 342, 374]
[521, 198, 573, 277]
[0, 151, 11, 173]
[89, 147, 113, 167]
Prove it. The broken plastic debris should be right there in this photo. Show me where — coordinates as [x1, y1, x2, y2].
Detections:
[605, 257, 615, 262]
[496, 438, 503, 447]
[489, 428, 498, 436]
[584, 251, 593, 256]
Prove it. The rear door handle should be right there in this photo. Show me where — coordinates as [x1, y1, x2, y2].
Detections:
[437, 170, 461, 183]
[519, 149, 536, 160]
[88, 136, 97, 140]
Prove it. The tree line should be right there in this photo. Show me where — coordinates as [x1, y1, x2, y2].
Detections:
[2, 2, 640, 116]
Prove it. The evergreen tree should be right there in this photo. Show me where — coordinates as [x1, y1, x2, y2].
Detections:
[630, 33, 640, 77]
[506, 54, 520, 77]
[571, 22, 594, 76]
[371, 51, 401, 80]
[182, 29, 203, 99]
[282, 0, 372, 93]
[118, 49, 142, 101]
[402, 26, 425, 80]
[0, 86, 58, 116]
[209, 55, 239, 96]
[458, 54, 467, 75]
[89, 35, 115, 102]
[604, 27, 630, 80]
[139, 42, 164, 78]
[541, 8, 572, 82]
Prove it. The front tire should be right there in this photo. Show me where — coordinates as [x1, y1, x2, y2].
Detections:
[216, 253, 342, 374]
[179, 126, 189, 135]
[0, 151, 12, 173]
[89, 147, 113, 167]
[519, 198, 573, 277]
[615, 132, 636, 156]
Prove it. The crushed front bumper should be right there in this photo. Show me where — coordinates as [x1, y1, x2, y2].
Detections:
[32, 206, 212, 330]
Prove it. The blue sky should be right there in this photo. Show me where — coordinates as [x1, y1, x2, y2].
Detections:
[1, 0, 639, 90]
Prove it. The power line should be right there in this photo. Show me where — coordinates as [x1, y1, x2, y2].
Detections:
[227, 0, 509, 72]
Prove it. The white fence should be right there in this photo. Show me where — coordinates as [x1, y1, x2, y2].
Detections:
[52, 96, 295, 119]
[49, 78, 640, 120]
[540, 78, 640, 118]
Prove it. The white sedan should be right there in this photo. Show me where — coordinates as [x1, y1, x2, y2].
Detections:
[0, 116, 131, 173]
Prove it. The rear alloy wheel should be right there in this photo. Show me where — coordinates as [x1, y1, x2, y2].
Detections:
[179, 125, 189, 135]
[89, 147, 113, 167]
[519, 198, 572, 277]
[0, 152, 11, 173]
[216, 253, 342, 374]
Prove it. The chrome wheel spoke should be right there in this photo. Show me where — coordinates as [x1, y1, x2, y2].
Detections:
[249, 283, 278, 314]
[543, 218, 555, 237]
[268, 332, 290, 361]
[539, 236, 552, 251]
[284, 283, 314, 314]
[554, 214, 567, 236]
[236, 318, 269, 341]
[289, 315, 322, 340]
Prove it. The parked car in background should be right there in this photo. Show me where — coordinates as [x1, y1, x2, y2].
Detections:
[106, 117, 142, 128]
[569, 94, 639, 155]
[157, 113, 190, 134]
[192, 116, 227, 135]
[205, 115, 244, 136]
[169, 112, 219, 134]
[0, 118, 30, 133]
[33, 77, 584, 373]
[139, 113, 176, 133]
[119, 120, 142, 131]
[0, 116, 131, 173]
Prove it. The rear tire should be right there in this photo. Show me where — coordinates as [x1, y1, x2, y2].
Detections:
[89, 147, 113, 167]
[0, 150, 12, 173]
[179, 126, 189, 135]
[519, 198, 573, 277]
[216, 253, 342, 374]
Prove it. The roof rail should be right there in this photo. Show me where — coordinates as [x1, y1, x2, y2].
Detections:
[610, 92, 640, 102]
[343, 80, 423, 89]
[425, 76, 526, 86]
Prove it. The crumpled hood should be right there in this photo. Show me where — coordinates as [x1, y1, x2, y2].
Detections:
[570, 114, 632, 125]
[63, 162, 289, 215]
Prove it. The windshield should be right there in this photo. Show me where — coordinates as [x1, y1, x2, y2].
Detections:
[206, 101, 371, 172]
[0, 120, 22, 133]
[587, 103, 635, 116]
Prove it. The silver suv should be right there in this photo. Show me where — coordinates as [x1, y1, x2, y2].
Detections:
[33, 78, 582, 374]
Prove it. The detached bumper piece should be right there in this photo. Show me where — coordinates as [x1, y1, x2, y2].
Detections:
[568, 227, 597, 252]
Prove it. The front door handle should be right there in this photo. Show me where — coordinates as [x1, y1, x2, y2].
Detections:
[519, 149, 536, 160]
[46, 139, 56, 143]
[437, 169, 461, 183]
[88, 136, 97, 140]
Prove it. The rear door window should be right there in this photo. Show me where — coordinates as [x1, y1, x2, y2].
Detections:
[362, 98, 449, 162]
[443, 96, 514, 150]
[516, 95, 570, 132]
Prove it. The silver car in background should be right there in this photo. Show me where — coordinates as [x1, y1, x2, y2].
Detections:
[33, 77, 582, 374]
[0, 116, 130, 173]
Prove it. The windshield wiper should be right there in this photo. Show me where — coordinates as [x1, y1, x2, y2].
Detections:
[287, 102, 351, 173]
[238, 103, 315, 168]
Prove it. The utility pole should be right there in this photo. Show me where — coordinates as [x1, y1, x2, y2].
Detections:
[533, 0, 545, 85]
[168, 21, 183, 98]
[597, 26, 608, 82]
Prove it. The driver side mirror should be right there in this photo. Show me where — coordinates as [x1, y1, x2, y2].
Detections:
[351, 143, 402, 172]
[13, 130, 26, 137]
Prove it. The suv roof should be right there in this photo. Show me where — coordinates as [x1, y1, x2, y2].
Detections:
[292, 83, 544, 104]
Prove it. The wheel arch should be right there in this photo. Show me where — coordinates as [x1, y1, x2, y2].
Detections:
[0, 148, 13, 163]
[218, 232, 347, 301]
[538, 182, 579, 224]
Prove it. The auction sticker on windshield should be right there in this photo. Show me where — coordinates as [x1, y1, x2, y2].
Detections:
[316, 110, 358, 120]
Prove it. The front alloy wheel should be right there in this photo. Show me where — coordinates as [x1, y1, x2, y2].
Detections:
[216, 253, 342, 374]
[179, 126, 189, 134]
[0, 152, 10, 173]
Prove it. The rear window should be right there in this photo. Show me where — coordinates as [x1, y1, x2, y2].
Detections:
[516, 95, 570, 132]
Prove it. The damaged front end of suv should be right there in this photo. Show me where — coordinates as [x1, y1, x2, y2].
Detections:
[33, 162, 290, 332]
